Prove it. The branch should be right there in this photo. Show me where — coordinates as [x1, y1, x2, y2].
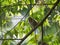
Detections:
[2, 3, 54, 9]
[0, 39, 22, 40]
[17, 0, 60, 45]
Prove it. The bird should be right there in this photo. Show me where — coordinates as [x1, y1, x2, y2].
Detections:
[28, 17, 38, 28]
[28, 17, 39, 44]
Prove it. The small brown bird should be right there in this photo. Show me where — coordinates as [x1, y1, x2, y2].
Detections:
[28, 17, 38, 28]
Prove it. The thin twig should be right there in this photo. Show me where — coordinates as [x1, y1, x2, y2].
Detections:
[41, 24, 44, 45]
[1, 3, 54, 8]
[0, 39, 22, 40]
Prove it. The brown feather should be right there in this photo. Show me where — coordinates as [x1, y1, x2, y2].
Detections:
[28, 17, 38, 28]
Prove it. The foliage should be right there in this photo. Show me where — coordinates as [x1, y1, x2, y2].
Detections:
[0, 0, 60, 45]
